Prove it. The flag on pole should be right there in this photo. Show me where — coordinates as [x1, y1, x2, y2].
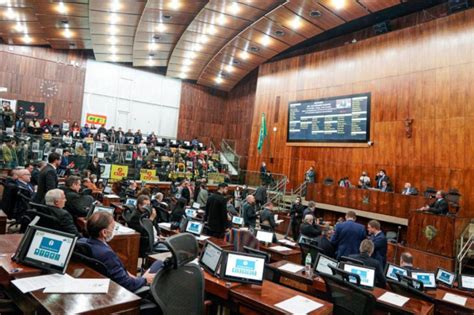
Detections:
[257, 113, 267, 154]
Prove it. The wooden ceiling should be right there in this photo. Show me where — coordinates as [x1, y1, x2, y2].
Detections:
[0, 0, 403, 91]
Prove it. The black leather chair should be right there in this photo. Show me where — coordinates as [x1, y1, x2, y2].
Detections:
[299, 242, 324, 267]
[339, 256, 365, 266]
[121, 205, 134, 223]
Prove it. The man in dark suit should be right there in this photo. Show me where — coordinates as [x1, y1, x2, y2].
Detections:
[290, 197, 306, 242]
[34, 152, 60, 203]
[401, 182, 418, 196]
[30, 161, 46, 187]
[242, 195, 257, 228]
[259, 202, 277, 230]
[254, 184, 267, 209]
[330, 211, 366, 259]
[16, 169, 34, 197]
[300, 214, 321, 239]
[77, 211, 162, 292]
[367, 220, 387, 267]
[349, 240, 387, 288]
[375, 169, 389, 189]
[62, 175, 95, 218]
[205, 183, 229, 237]
[44, 189, 80, 236]
[420, 190, 449, 215]
[400, 252, 419, 271]
[315, 228, 336, 258]
[380, 180, 393, 193]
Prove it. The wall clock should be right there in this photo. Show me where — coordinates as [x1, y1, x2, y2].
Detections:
[40, 80, 59, 98]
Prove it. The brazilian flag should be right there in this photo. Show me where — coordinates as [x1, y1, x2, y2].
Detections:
[257, 113, 267, 154]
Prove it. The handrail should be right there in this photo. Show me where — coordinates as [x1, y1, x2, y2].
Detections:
[456, 220, 474, 274]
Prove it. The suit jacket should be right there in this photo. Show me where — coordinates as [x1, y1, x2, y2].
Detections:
[260, 208, 276, 230]
[300, 222, 322, 239]
[242, 201, 257, 228]
[315, 236, 336, 258]
[205, 192, 228, 233]
[47, 206, 80, 236]
[34, 164, 58, 203]
[370, 231, 388, 267]
[428, 198, 449, 215]
[254, 186, 267, 203]
[380, 186, 393, 193]
[375, 175, 389, 189]
[401, 187, 418, 196]
[349, 252, 387, 288]
[62, 187, 92, 218]
[290, 204, 306, 223]
[78, 237, 146, 292]
[330, 220, 366, 259]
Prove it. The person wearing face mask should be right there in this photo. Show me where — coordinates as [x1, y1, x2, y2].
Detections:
[78, 211, 163, 292]
[128, 195, 162, 254]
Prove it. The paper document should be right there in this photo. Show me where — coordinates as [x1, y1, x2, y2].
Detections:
[104, 194, 119, 199]
[275, 295, 323, 314]
[269, 246, 292, 252]
[196, 235, 210, 241]
[276, 220, 284, 224]
[158, 223, 172, 229]
[115, 223, 135, 234]
[443, 293, 467, 306]
[12, 274, 74, 293]
[377, 292, 410, 307]
[43, 279, 110, 294]
[278, 263, 304, 273]
[278, 239, 296, 247]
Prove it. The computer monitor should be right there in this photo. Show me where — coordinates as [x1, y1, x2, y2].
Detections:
[199, 241, 223, 275]
[314, 253, 338, 275]
[243, 246, 271, 263]
[232, 216, 244, 226]
[342, 263, 376, 288]
[185, 208, 197, 219]
[436, 268, 455, 287]
[14, 225, 77, 274]
[411, 272, 436, 289]
[103, 186, 112, 194]
[87, 205, 114, 218]
[385, 263, 409, 281]
[125, 198, 137, 207]
[186, 220, 203, 236]
[191, 202, 201, 209]
[255, 230, 273, 243]
[220, 251, 266, 285]
[459, 274, 474, 291]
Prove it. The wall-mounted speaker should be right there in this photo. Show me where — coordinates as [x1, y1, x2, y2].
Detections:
[373, 21, 391, 35]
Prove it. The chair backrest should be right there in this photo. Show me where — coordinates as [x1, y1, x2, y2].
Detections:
[340, 256, 365, 266]
[299, 242, 324, 266]
[225, 228, 259, 252]
[122, 205, 134, 223]
[164, 233, 199, 268]
[139, 217, 156, 255]
[388, 279, 435, 303]
[397, 274, 424, 291]
[72, 242, 109, 277]
[26, 209, 61, 230]
[1, 181, 18, 218]
[178, 216, 189, 233]
[329, 265, 361, 286]
[320, 272, 376, 315]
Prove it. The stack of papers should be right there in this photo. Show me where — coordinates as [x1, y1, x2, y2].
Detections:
[377, 292, 410, 307]
[278, 239, 297, 247]
[269, 245, 292, 252]
[278, 263, 304, 273]
[158, 223, 172, 229]
[12, 274, 110, 294]
[196, 235, 210, 241]
[115, 223, 135, 234]
[104, 194, 120, 199]
[443, 293, 468, 306]
[275, 295, 323, 313]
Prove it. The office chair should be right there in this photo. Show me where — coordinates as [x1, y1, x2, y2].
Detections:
[225, 228, 259, 252]
[121, 205, 134, 223]
[339, 256, 365, 266]
[139, 217, 169, 270]
[446, 188, 461, 214]
[299, 242, 324, 267]
[320, 270, 376, 315]
[24, 209, 61, 230]
[423, 187, 437, 199]
[150, 233, 206, 315]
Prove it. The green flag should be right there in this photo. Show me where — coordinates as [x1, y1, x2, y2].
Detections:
[257, 113, 267, 153]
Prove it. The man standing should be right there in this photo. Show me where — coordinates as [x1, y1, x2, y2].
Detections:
[375, 169, 389, 189]
[242, 195, 257, 228]
[290, 197, 305, 242]
[254, 183, 267, 209]
[44, 189, 80, 236]
[260, 202, 277, 230]
[305, 166, 316, 183]
[330, 211, 366, 259]
[205, 183, 229, 238]
[367, 220, 387, 267]
[34, 152, 60, 203]
[420, 190, 449, 215]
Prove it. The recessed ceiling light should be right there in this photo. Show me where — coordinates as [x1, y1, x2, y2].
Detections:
[186, 51, 197, 59]
[61, 20, 69, 26]
[108, 36, 118, 45]
[110, 46, 118, 54]
[215, 76, 223, 84]
[260, 35, 271, 47]
[63, 29, 72, 38]
[232, 59, 240, 65]
[111, 0, 121, 12]
[331, 0, 345, 10]
[274, 30, 285, 37]
[69, 43, 76, 48]
[147, 59, 154, 66]
[290, 17, 302, 30]
[14, 23, 24, 32]
[309, 10, 322, 18]
[183, 59, 193, 66]
[5, 7, 16, 19]
[148, 53, 155, 58]
[225, 64, 234, 73]
[23, 35, 32, 44]
[216, 14, 227, 25]
[229, 2, 240, 14]
[111, 54, 118, 62]
[197, 35, 209, 44]
[207, 25, 217, 35]
[153, 34, 161, 41]
[181, 65, 191, 72]
[57, 1, 67, 14]
[179, 72, 187, 79]
[110, 13, 119, 24]
[240, 51, 249, 60]
[249, 46, 260, 53]
[156, 23, 166, 32]
[149, 43, 158, 51]
[169, 0, 181, 10]
[162, 14, 173, 21]
[193, 43, 203, 51]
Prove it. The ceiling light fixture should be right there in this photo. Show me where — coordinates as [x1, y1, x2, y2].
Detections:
[23, 34, 32, 44]
[156, 23, 166, 32]
[197, 35, 209, 44]
[207, 25, 217, 35]
[57, 1, 67, 14]
[179, 72, 187, 79]
[108, 36, 118, 45]
[169, 0, 181, 10]
[149, 43, 158, 51]
[229, 2, 240, 14]
[181, 65, 191, 72]
[14, 22, 24, 32]
[225, 64, 234, 73]
[193, 43, 203, 52]
[109, 25, 118, 35]
[183, 59, 193, 66]
[216, 14, 226, 26]
[111, 0, 121, 12]
[186, 51, 197, 59]
[215, 76, 223, 84]
[110, 46, 118, 54]
[290, 17, 302, 29]
[331, 0, 345, 10]
[260, 35, 271, 47]
[63, 28, 72, 38]
[111, 54, 118, 62]
[309, 10, 322, 18]
[5, 7, 16, 19]
[110, 13, 119, 24]
[240, 51, 249, 60]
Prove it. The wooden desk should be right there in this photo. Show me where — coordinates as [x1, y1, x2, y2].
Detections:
[260, 243, 301, 264]
[269, 260, 434, 315]
[204, 271, 241, 300]
[426, 287, 474, 314]
[102, 195, 120, 207]
[387, 242, 456, 271]
[6, 262, 140, 315]
[200, 236, 233, 251]
[230, 280, 333, 315]
[0, 210, 7, 234]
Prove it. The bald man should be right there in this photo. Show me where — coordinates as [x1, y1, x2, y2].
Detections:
[300, 214, 322, 239]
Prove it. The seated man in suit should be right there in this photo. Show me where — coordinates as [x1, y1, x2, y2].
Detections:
[44, 189, 80, 236]
[242, 195, 257, 229]
[419, 190, 449, 215]
[16, 169, 34, 198]
[401, 182, 418, 195]
[349, 239, 387, 288]
[400, 252, 419, 271]
[128, 195, 161, 253]
[78, 211, 162, 292]
[380, 180, 393, 192]
[367, 220, 387, 267]
[259, 202, 276, 230]
[314, 227, 336, 258]
[300, 214, 321, 239]
[62, 175, 95, 218]
[330, 211, 366, 259]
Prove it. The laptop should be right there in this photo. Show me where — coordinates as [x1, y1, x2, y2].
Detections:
[13, 225, 77, 274]
[220, 251, 266, 285]
[255, 230, 273, 243]
[436, 268, 455, 287]
[185, 221, 204, 236]
[459, 274, 474, 291]
[125, 198, 137, 207]
[199, 241, 223, 276]
[232, 216, 244, 226]
[384, 263, 409, 281]
[314, 253, 338, 276]
[411, 272, 437, 289]
[342, 262, 376, 289]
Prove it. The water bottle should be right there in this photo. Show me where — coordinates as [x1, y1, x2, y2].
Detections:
[305, 253, 312, 276]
